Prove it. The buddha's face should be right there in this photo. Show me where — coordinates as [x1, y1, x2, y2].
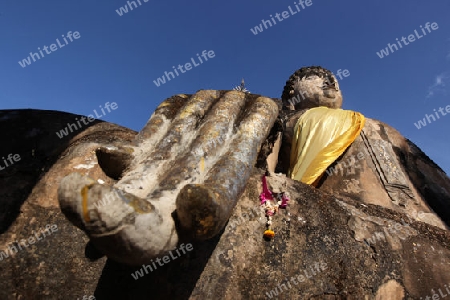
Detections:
[288, 74, 343, 109]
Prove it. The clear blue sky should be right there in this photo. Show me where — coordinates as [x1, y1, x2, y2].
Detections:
[1, 0, 449, 174]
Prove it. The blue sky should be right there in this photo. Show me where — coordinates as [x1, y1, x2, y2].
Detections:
[1, 0, 449, 174]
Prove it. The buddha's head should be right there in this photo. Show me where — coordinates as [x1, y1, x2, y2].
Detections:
[281, 66, 343, 110]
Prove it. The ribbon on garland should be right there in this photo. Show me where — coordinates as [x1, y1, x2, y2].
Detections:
[259, 175, 289, 240]
[259, 175, 273, 205]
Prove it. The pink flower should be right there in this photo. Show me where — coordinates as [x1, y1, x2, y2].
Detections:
[279, 193, 289, 209]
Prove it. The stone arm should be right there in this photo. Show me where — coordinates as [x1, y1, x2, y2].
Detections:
[263, 109, 307, 174]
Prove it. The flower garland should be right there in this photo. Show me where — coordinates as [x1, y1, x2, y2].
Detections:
[259, 175, 289, 240]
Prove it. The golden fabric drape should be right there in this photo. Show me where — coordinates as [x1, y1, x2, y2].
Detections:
[288, 106, 365, 185]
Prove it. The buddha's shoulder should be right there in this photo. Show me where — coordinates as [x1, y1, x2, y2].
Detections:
[363, 117, 409, 150]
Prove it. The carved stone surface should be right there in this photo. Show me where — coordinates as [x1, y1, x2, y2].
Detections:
[281, 66, 343, 110]
[361, 130, 416, 206]
[189, 171, 450, 300]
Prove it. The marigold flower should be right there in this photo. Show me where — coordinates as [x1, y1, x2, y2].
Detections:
[263, 229, 275, 239]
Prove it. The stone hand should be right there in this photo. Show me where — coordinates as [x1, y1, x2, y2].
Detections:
[58, 90, 279, 265]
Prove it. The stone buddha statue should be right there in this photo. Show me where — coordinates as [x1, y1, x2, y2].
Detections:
[271, 65, 449, 229]
[57, 66, 448, 267]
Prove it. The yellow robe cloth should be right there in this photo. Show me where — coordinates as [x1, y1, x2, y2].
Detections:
[288, 106, 365, 185]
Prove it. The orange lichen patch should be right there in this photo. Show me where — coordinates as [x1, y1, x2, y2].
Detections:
[200, 157, 205, 173]
[209, 131, 220, 139]
[199, 215, 214, 229]
[196, 215, 215, 236]
[81, 184, 95, 222]
[128, 198, 153, 214]
[123, 147, 134, 153]
[157, 101, 172, 108]
[179, 105, 197, 119]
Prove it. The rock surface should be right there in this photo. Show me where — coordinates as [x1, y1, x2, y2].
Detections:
[0, 109, 134, 299]
[0, 100, 449, 299]
[191, 171, 450, 300]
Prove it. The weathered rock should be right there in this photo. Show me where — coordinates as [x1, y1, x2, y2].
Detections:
[0, 109, 135, 299]
[190, 171, 450, 300]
